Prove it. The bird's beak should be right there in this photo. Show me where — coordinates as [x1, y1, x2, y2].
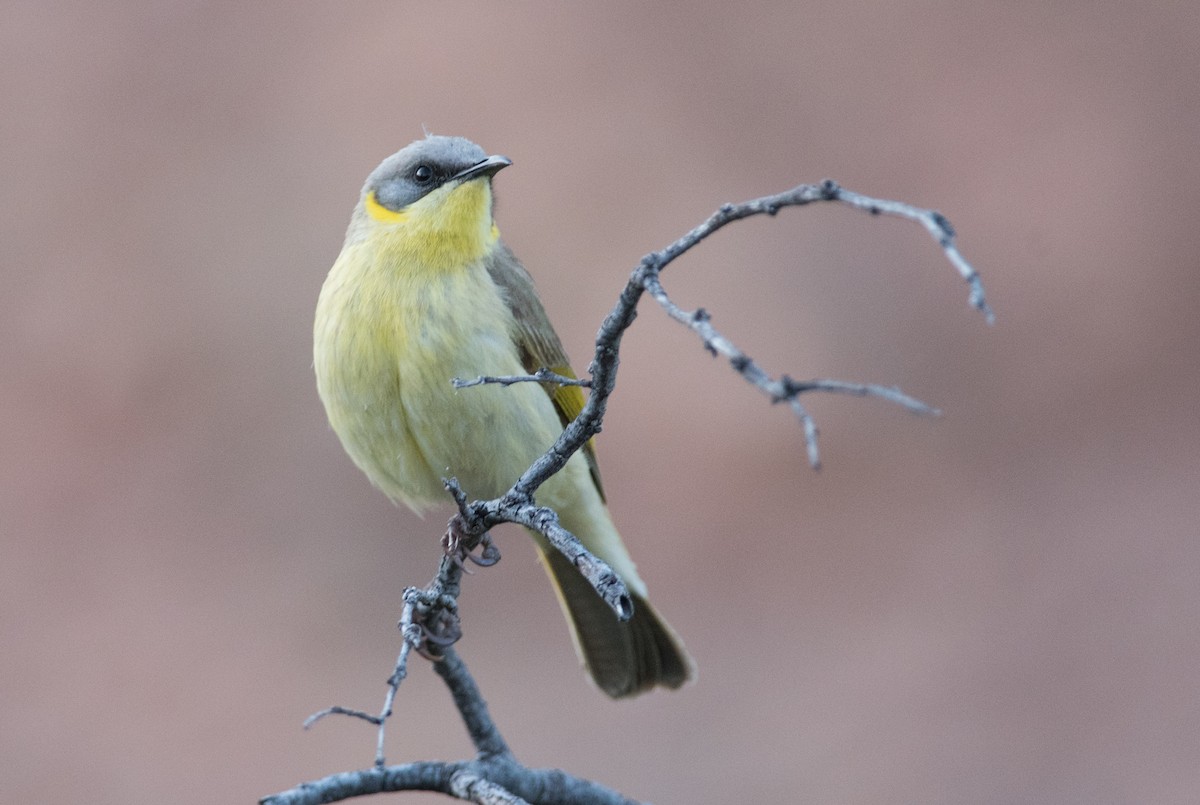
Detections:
[450, 155, 512, 183]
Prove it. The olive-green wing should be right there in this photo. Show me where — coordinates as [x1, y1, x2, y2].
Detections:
[485, 244, 605, 501]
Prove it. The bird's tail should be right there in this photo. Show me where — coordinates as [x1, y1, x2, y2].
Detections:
[538, 544, 694, 698]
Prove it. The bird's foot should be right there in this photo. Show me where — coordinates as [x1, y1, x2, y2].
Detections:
[411, 604, 462, 660]
[442, 518, 501, 569]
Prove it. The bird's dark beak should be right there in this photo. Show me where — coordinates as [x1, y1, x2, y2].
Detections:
[451, 155, 512, 183]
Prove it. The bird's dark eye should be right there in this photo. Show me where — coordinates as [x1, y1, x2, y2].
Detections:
[413, 165, 434, 184]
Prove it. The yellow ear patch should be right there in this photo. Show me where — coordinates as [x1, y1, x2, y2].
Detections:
[365, 190, 408, 223]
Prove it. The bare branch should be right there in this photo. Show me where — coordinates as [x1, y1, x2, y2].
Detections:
[442, 478, 632, 622]
[261, 763, 453, 805]
[303, 706, 380, 729]
[433, 649, 512, 759]
[480, 501, 632, 620]
[642, 271, 941, 467]
[453, 369, 591, 390]
[779, 377, 939, 415]
[636, 179, 992, 322]
[262, 760, 646, 805]
[303, 588, 425, 766]
[827, 182, 994, 324]
[450, 771, 529, 805]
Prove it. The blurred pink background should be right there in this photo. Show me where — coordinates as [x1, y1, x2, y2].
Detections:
[4, 3, 1198, 803]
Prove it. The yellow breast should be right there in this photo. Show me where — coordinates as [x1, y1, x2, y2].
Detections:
[314, 234, 565, 511]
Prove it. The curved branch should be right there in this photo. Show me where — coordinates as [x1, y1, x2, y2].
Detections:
[262, 759, 645, 805]
[433, 649, 511, 759]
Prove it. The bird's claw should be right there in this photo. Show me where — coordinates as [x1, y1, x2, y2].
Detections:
[410, 605, 462, 661]
[465, 533, 501, 566]
[441, 516, 468, 556]
[441, 519, 501, 569]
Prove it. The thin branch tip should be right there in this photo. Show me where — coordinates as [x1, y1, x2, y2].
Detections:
[303, 706, 382, 730]
[931, 210, 955, 237]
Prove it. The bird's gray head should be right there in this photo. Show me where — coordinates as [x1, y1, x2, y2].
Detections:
[365, 136, 511, 213]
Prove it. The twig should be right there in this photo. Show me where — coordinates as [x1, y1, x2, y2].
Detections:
[453, 369, 591, 390]
[779, 377, 939, 415]
[629, 180, 987, 467]
[303, 573, 463, 767]
[475, 499, 633, 620]
[442, 479, 632, 622]
[264, 648, 646, 805]
[644, 274, 943, 468]
[303, 705, 380, 729]
[828, 182, 993, 324]
[433, 649, 511, 759]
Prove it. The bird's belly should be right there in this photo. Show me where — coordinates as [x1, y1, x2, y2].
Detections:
[399, 329, 565, 504]
[316, 272, 564, 512]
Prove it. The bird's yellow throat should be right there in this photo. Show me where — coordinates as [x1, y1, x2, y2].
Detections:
[363, 179, 500, 273]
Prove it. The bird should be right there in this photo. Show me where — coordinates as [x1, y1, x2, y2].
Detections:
[313, 135, 693, 698]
